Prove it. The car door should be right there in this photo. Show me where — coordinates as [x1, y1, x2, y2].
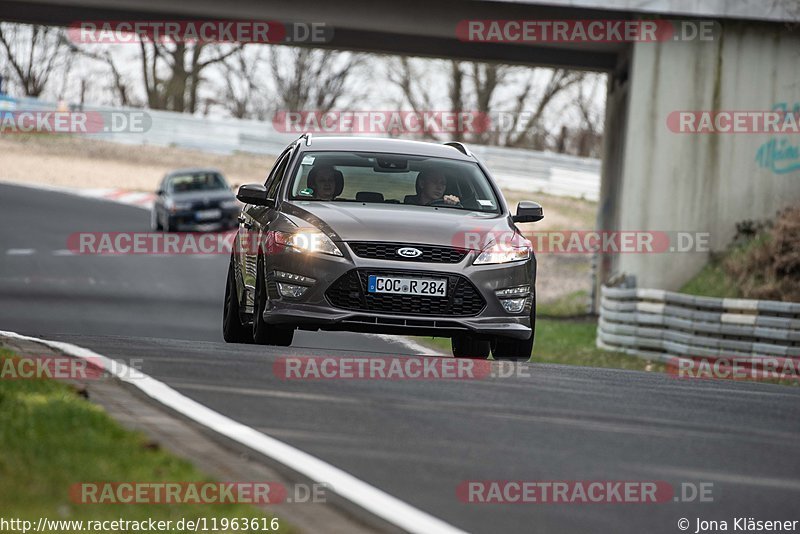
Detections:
[239, 148, 294, 313]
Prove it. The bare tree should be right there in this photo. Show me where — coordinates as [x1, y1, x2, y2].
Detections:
[211, 47, 275, 119]
[388, 57, 586, 149]
[139, 42, 242, 113]
[501, 69, 585, 149]
[570, 74, 604, 157]
[268, 47, 363, 113]
[0, 23, 73, 97]
[448, 61, 467, 141]
[469, 63, 508, 145]
[73, 46, 139, 107]
[387, 57, 444, 140]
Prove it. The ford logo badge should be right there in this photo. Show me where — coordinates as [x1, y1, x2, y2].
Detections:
[397, 247, 422, 258]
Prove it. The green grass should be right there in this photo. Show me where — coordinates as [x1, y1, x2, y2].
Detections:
[0, 349, 291, 533]
[679, 262, 741, 299]
[679, 234, 771, 299]
[538, 290, 590, 317]
[414, 319, 663, 372]
[533, 319, 662, 371]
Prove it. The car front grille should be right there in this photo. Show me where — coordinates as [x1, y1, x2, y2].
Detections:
[325, 269, 485, 316]
[348, 242, 468, 263]
[190, 199, 222, 210]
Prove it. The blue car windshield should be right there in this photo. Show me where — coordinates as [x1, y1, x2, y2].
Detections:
[168, 173, 228, 193]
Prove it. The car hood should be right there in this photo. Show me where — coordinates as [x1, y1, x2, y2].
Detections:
[283, 201, 513, 248]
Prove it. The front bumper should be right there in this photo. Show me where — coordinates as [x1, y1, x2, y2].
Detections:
[260, 242, 535, 340]
[169, 209, 238, 231]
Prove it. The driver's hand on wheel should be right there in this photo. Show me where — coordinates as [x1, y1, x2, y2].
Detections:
[443, 194, 461, 205]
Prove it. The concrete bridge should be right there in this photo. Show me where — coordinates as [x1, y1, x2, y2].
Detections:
[4, 0, 800, 292]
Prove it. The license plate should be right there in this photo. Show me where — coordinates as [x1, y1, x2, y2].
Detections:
[368, 275, 447, 297]
[195, 209, 222, 221]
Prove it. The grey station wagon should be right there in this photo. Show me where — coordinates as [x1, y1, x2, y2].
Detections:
[222, 135, 543, 360]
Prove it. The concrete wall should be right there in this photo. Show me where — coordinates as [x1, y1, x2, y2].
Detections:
[614, 20, 800, 290]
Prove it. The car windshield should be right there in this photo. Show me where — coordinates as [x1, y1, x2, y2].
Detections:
[167, 172, 228, 193]
[287, 151, 501, 213]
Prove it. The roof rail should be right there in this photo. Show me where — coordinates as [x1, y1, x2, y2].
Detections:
[298, 132, 313, 146]
[443, 141, 472, 157]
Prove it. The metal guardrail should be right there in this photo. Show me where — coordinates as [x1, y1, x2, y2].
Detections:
[2, 96, 601, 201]
[470, 144, 600, 201]
[597, 286, 800, 364]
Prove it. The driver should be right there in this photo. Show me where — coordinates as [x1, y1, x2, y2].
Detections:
[307, 165, 341, 200]
[408, 170, 460, 206]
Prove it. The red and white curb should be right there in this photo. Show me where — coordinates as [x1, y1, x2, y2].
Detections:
[0, 329, 466, 534]
[84, 188, 155, 209]
[1, 180, 154, 210]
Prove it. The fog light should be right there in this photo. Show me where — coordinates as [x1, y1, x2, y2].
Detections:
[500, 297, 527, 313]
[274, 271, 316, 284]
[495, 285, 530, 297]
[277, 283, 308, 298]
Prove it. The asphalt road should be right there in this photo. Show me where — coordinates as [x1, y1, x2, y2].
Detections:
[2, 183, 800, 534]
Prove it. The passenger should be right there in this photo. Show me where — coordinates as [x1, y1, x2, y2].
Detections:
[307, 165, 343, 201]
[406, 170, 461, 206]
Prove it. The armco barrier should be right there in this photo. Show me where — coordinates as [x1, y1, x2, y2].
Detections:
[2, 96, 600, 200]
[597, 286, 800, 365]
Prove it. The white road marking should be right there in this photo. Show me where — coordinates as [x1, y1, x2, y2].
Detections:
[6, 249, 35, 255]
[0, 330, 468, 534]
[637, 465, 800, 492]
[372, 334, 443, 356]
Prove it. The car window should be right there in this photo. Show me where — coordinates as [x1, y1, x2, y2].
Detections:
[264, 151, 292, 200]
[167, 172, 228, 193]
[288, 151, 500, 213]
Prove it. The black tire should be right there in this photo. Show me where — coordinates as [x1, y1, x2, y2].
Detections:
[151, 208, 163, 231]
[252, 256, 294, 346]
[222, 255, 252, 343]
[452, 333, 491, 359]
[492, 298, 536, 362]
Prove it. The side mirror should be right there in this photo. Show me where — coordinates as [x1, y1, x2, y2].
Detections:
[512, 201, 544, 223]
[237, 184, 274, 207]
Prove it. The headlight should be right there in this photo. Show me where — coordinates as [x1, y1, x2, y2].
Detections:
[274, 230, 342, 256]
[473, 243, 531, 265]
[167, 200, 193, 212]
[221, 199, 240, 209]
